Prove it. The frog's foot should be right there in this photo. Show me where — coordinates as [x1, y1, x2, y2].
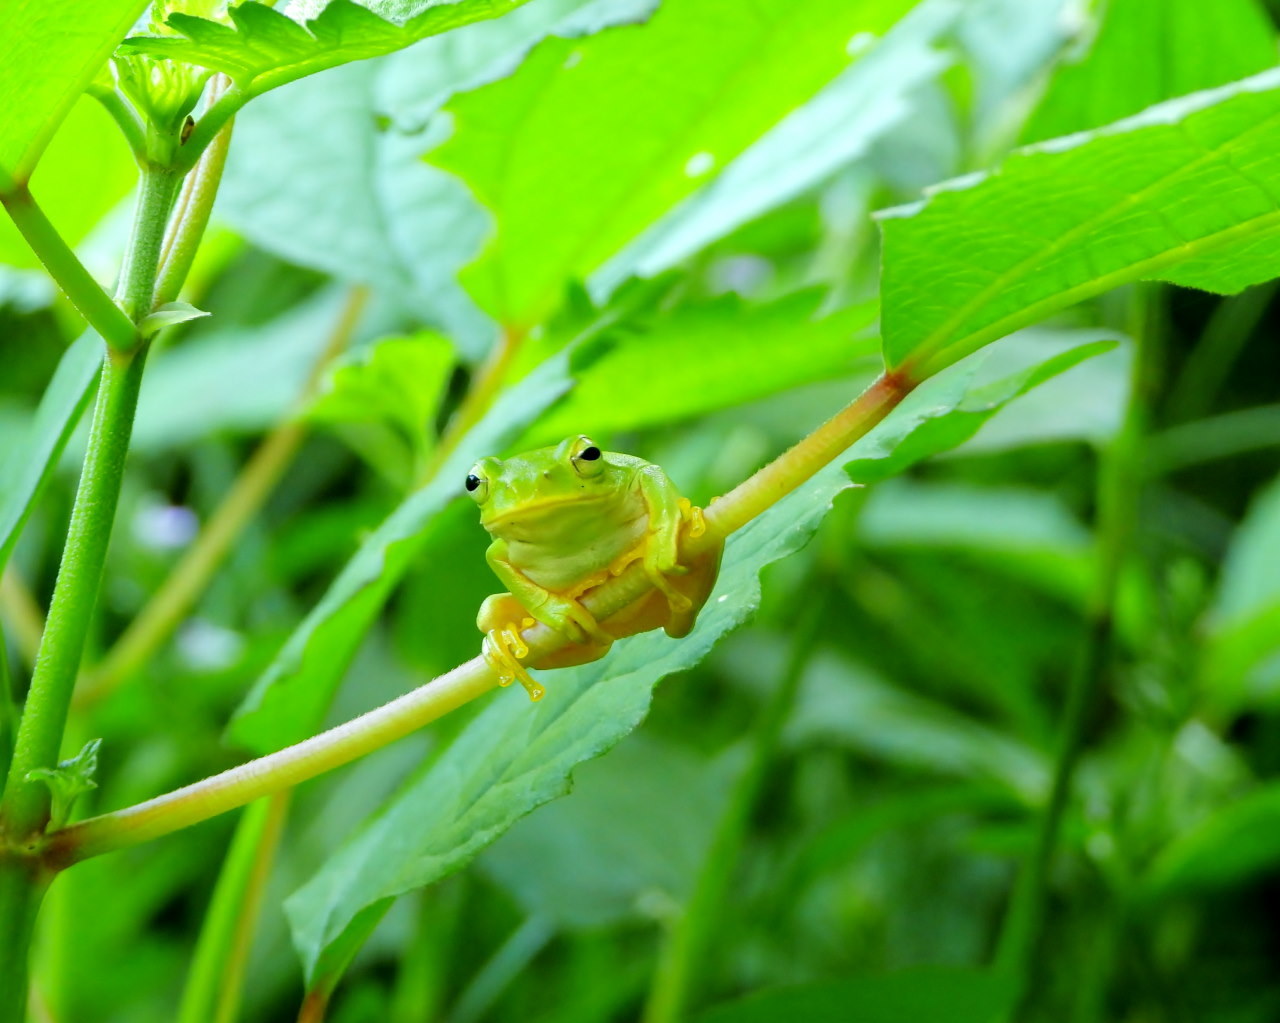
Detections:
[682, 500, 708, 540]
[482, 621, 545, 701]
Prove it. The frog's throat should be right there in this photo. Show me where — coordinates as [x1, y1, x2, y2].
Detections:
[481, 490, 614, 530]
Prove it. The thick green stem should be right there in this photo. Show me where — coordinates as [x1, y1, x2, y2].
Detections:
[47, 372, 911, 863]
[0, 348, 149, 840]
[0, 858, 45, 1023]
[0, 188, 137, 352]
[995, 287, 1160, 1013]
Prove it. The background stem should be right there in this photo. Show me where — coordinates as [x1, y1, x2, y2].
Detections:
[643, 604, 821, 1023]
[994, 285, 1160, 1014]
[80, 286, 367, 705]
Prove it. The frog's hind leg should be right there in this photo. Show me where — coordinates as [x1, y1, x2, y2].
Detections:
[600, 537, 725, 642]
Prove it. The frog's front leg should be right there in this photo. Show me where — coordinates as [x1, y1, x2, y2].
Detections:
[480, 541, 613, 699]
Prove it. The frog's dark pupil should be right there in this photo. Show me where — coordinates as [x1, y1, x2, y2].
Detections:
[580, 446, 601, 461]
[465, 474, 481, 492]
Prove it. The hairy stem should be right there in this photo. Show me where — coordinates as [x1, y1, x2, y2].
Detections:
[48, 371, 910, 862]
[0, 348, 149, 840]
[995, 286, 1160, 1012]
[0, 188, 136, 352]
[80, 286, 367, 706]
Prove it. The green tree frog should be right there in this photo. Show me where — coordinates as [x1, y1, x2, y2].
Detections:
[466, 435, 723, 700]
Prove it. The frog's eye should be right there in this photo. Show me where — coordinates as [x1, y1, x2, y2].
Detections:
[465, 469, 489, 502]
[571, 438, 605, 477]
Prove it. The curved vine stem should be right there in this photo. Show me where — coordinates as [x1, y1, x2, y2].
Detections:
[45, 368, 912, 864]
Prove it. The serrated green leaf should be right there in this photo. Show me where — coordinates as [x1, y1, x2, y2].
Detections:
[1023, 0, 1276, 144]
[214, 0, 655, 356]
[530, 292, 878, 442]
[432, 0, 919, 328]
[120, 0, 539, 97]
[695, 969, 1015, 1023]
[280, 335, 1106, 979]
[306, 332, 453, 485]
[228, 343, 585, 754]
[0, 0, 148, 182]
[0, 331, 101, 573]
[878, 69, 1280, 375]
[139, 300, 210, 337]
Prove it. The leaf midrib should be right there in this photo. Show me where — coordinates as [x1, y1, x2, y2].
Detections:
[895, 93, 1280, 368]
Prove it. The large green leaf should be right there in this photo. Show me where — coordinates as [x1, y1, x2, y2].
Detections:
[281, 334, 1108, 979]
[215, 0, 652, 356]
[695, 969, 1014, 1023]
[119, 0, 541, 98]
[0, 97, 136, 270]
[0, 332, 101, 572]
[432, 0, 918, 328]
[530, 292, 878, 442]
[227, 344, 585, 753]
[1023, 0, 1276, 143]
[0, 0, 147, 183]
[596, 0, 956, 287]
[878, 68, 1280, 375]
[480, 735, 730, 929]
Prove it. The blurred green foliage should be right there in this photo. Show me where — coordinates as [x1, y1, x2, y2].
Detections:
[3, 0, 1280, 1021]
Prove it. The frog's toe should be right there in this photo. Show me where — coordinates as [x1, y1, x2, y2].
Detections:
[483, 625, 545, 701]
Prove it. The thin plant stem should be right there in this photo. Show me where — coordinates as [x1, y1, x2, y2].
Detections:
[450, 915, 555, 1023]
[0, 188, 137, 352]
[79, 286, 368, 706]
[156, 75, 234, 305]
[644, 604, 822, 1023]
[995, 286, 1161, 1015]
[174, 86, 248, 175]
[46, 371, 912, 863]
[177, 793, 292, 1023]
[88, 86, 147, 162]
[421, 327, 527, 484]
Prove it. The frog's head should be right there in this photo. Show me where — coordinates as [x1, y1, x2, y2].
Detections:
[466, 435, 617, 533]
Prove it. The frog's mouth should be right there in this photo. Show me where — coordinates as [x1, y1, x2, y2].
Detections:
[481, 490, 613, 530]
